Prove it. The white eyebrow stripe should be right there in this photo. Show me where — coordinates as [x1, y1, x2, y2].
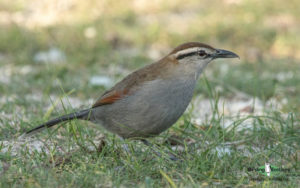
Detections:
[174, 47, 200, 58]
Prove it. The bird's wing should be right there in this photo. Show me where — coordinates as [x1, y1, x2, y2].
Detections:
[92, 89, 128, 107]
[92, 59, 169, 108]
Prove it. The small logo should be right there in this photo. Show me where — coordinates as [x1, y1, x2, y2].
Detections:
[248, 162, 294, 180]
[247, 162, 300, 181]
[256, 163, 280, 177]
[265, 163, 271, 177]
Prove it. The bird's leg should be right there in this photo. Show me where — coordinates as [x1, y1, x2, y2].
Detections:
[119, 137, 130, 154]
[122, 143, 130, 153]
[141, 139, 161, 157]
[141, 139, 179, 161]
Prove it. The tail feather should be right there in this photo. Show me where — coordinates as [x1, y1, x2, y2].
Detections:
[26, 109, 91, 135]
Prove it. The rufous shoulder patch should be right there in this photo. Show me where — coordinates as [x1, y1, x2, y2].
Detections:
[92, 90, 128, 108]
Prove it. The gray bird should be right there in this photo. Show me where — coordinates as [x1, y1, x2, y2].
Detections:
[26, 42, 239, 140]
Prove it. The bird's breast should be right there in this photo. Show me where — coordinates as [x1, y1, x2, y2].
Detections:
[124, 77, 196, 124]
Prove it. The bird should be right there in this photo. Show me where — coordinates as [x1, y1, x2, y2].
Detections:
[26, 42, 239, 140]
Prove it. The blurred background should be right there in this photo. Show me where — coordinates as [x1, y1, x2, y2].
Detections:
[0, 0, 299, 124]
[0, 1, 300, 186]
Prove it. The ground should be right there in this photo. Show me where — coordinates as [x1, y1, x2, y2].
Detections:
[0, 0, 299, 187]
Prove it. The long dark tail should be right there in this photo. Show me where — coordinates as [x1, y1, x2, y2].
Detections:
[26, 109, 92, 135]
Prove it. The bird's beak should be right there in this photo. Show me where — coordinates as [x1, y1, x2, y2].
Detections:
[213, 49, 239, 59]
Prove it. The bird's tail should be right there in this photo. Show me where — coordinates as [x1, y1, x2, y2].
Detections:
[25, 109, 92, 136]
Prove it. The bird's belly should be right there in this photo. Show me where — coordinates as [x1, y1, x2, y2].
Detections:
[93, 78, 196, 138]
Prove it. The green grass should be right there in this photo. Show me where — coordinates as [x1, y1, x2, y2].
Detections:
[1, 105, 299, 187]
[1, 0, 300, 187]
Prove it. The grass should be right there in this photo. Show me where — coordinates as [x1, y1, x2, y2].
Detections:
[1, 0, 300, 187]
[1, 105, 299, 187]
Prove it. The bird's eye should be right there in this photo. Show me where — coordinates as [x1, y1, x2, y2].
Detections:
[198, 50, 207, 57]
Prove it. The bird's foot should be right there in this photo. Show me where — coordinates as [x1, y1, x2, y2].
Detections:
[141, 139, 180, 161]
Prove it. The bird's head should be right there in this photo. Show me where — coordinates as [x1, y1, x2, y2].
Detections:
[168, 42, 239, 77]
